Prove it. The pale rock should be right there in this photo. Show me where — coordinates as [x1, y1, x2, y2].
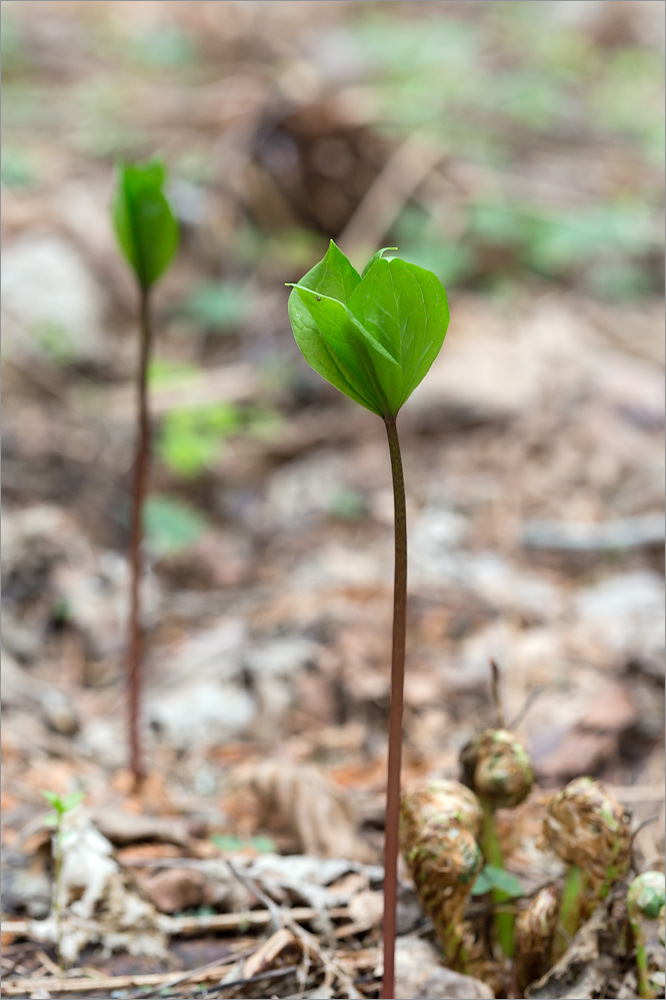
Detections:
[1, 233, 108, 363]
[571, 571, 664, 673]
[266, 449, 348, 527]
[394, 935, 493, 999]
[148, 679, 256, 750]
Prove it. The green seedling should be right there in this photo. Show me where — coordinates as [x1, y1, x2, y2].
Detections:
[112, 158, 179, 786]
[287, 240, 449, 999]
[42, 790, 85, 970]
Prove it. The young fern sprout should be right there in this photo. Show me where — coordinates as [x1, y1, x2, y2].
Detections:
[543, 777, 632, 956]
[460, 728, 534, 958]
[400, 780, 483, 971]
[112, 159, 179, 786]
[627, 870, 666, 1000]
[514, 885, 560, 993]
[287, 241, 449, 999]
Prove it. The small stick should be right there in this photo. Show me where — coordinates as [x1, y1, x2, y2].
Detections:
[1, 906, 352, 942]
[126, 945, 261, 1000]
[508, 684, 546, 730]
[489, 658, 505, 729]
[225, 858, 282, 933]
[1, 964, 245, 996]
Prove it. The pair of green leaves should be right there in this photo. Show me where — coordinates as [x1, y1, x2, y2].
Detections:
[112, 158, 179, 291]
[42, 789, 85, 827]
[471, 864, 524, 898]
[287, 241, 449, 419]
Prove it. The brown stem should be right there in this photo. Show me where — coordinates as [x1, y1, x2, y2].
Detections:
[127, 287, 153, 788]
[381, 415, 407, 1000]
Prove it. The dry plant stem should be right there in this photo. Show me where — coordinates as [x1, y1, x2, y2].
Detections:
[53, 823, 63, 972]
[381, 415, 407, 1000]
[127, 287, 154, 787]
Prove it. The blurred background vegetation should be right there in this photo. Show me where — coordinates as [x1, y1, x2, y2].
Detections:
[2, 0, 664, 552]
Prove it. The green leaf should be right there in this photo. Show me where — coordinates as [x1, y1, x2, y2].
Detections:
[143, 495, 209, 558]
[471, 865, 524, 898]
[112, 158, 179, 290]
[288, 241, 374, 413]
[41, 790, 63, 811]
[471, 868, 493, 895]
[62, 791, 85, 811]
[287, 242, 449, 418]
[361, 247, 398, 278]
[348, 257, 449, 413]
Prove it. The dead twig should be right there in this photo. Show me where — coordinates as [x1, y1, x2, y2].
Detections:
[198, 963, 300, 998]
[1, 905, 352, 942]
[125, 945, 261, 1000]
[338, 131, 443, 254]
[225, 858, 282, 933]
[1, 963, 241, 996]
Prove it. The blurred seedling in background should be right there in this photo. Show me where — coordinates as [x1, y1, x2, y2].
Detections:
[111, 157, 179, 787]
[287, 239, 449, 999]
[41, 790, 85, 971]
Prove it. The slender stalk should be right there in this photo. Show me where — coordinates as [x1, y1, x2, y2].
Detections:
[53, 822, 63, 971]
[480, 802, 515, 959]
[127, 287, 154, 788]
[381, 415, 407, 1000]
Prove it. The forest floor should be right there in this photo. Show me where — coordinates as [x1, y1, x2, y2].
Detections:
[1, 3, 664, 998]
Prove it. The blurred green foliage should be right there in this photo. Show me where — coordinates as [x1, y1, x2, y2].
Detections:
[1, 0, 663, 304]
[156, 402, 283, 478]
[143, 495, 209, 559]
[210, 833, 277, 854]
[350, 3, 663, 297]
[158, 403, 240, 477]
[177, 281, 249, 333]
[31, 321, 76, 365]
[1, 146, 37, 187]
[328, 488, 368, 521]
[149, 360, 284, 478]
[354, 6, 664, 157]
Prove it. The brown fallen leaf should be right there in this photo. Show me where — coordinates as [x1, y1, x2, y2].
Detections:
[92, 810, 192, 848]
[238, 759, 372, 862]
[532, 678, 638, 781]
[134, 867, 210, 914]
